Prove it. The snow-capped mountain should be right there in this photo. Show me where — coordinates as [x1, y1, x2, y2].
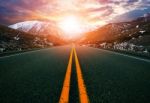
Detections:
[9, 20, 63, 38]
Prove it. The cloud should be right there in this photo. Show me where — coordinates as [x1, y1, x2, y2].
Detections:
[0, 0, 150, 27]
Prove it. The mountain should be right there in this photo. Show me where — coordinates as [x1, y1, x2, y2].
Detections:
[0, 24, 65, 53]
[81, 13, 150, 44]
[9, 20, 64, 38]
[80, 13, 150, 53]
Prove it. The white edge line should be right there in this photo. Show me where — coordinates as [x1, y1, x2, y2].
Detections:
[86, 46, 150, 63]
[0, 45, 71, 59]
[0, 48, 50, 59]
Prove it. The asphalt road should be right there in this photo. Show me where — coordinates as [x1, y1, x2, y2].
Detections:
[76, 46, 150, 103]
[0, 46, 71, 103]
[0, 45, 150, 103]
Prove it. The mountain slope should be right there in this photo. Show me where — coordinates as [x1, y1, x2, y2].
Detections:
[80, 14, 150, 53]
[0, 24, 64, 53]
[81, 14, 150, 43]
[9, 20, 63, 37]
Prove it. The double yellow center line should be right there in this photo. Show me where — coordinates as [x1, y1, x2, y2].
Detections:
[59, 47, 89, 103]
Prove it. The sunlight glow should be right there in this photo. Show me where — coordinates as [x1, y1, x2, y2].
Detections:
[58, 15, 83, 39]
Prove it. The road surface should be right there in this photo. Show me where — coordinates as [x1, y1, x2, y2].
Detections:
[0, 45, 150, 103]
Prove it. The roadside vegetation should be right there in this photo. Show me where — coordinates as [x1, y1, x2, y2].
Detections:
[0, 24, 65, 55]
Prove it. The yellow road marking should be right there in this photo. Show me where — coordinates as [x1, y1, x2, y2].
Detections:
[74, 48, 89, 103]
[59, 46, 89, 103]
[59, 48, 73, 103]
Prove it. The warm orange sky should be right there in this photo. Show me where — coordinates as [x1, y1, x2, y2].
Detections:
[0, 0, 150, 28]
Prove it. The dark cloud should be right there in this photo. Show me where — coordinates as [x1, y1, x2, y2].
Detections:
[0, 0, 51, 25]
[113, 7, 150, 22]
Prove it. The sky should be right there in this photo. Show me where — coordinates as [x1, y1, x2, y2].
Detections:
[0, 0, 150, 27]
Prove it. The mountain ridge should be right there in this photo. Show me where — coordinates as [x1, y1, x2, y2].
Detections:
[8, 20, 64, 38]
[79, 14, 150, 53]
[0, 24, 65, 53]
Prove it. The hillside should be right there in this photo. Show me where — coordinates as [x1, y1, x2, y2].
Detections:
[80, 14, 150, 53]
[9, 21, 64, 38]
[0, 24, 65, 53]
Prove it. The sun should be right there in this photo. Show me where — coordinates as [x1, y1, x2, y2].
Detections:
[58, 15, 83, 39]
